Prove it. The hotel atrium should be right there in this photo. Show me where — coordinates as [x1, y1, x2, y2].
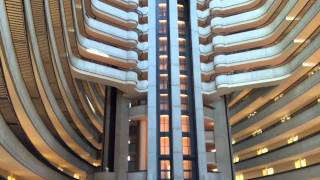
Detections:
[0, 0, 319, 179]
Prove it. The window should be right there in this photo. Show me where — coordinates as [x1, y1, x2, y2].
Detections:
[160, 115, 169, 132]
[160, 137, 170, 155]
[160, 160, 171, 179]
[183, 160, 192, 179]
[182, 137, 191, 155]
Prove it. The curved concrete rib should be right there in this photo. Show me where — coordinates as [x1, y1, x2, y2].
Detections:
[200, 0, 308, 55]
[87, 82, 105, 116]
[91, 0, 138, 29]
[58, 0, 147, 97]
[199, 0, 281, 37]
[74, 79, 103, 132]
[201, 2, 320, 76]
[24, 0, 100, 164]
[45, 0, 104, 150]
[0, 1, 93, 177]
[201, 34, 320, 99]
[0, 115, 72, 180]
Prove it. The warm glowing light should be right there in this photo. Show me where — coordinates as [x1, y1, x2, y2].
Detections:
[233, 156, 240, 163]
[7, 176, 16, 180]
[236, 174, 244, 180]
[212, 168, 218, 172]
[288, 135, 299, 144]
[73, 174, 80, 179]
[93, 162, 100, 167]
[295, 159, 307, 169]
[211, 149, 216, 153]
[232, 139, 236, 145]
[58, 167, 64, 171]
[257, 147, 268, 155]
[127, 156, 131, 161]
[262, 168, 274, 176]
[252, 129, 263, 136]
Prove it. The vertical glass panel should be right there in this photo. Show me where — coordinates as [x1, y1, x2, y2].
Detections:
[182, 137, 191, 155]
[160, 137, 170, 155]
[160, 115, 170, 132]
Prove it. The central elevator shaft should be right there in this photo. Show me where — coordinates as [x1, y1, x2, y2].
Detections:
[155, 1, 199, 179]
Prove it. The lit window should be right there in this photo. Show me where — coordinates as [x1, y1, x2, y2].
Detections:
[160, 137, 170, 155]
[295, 159, 307, 169]
[262, 167, 274, 176]
[182, 137, 191, 155]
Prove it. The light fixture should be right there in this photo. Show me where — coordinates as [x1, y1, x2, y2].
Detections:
[73, 174, 80, 179]
[7, 176, 16, 180]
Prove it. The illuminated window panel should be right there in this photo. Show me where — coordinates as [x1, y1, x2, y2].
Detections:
[181, 116, 190, 132]
[183, 160, 192, 179]
[160, 95, 169, 110]
[160, 76, 168, 90]
[160, 115, 170, 132]
[159, 3, 167, 16]
[182, 137, 191, 155]
[160, 137, 170, 155]
[160, 160, 171, 179]
[159, 55, 168, 70]
[159, 20, 167, 33]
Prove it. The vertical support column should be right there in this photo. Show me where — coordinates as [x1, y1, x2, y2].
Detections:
[189, 1, 208, 179]
[168, 0, 184, 179]
[213, 97, 234, 180]
[139, 119, 148, 170]
[114, 92, 130, 180]
[101, 87, 111, 171]
[147, 0, 158, 179]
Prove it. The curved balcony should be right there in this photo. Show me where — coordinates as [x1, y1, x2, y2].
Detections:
[199, 0, 282, 38]
[0, 1, 94, 176]
[201, 33, 320, 99]
[229, 68, 320, 126]
[101, 0, 139, 11]
[25, 0, 100, 163]
[198, 0, 263, 23]
[0, 115, 71, 180]
[55, 0, 147, 96]
[91, 0, 138, 29]
[234, 101, 320, 154]
[70, 2, 139, 69]
[81, 1, 139, 49]
[201, 0, 308, 55]
[255, 163, 320, 180]
[235, 133, 320, 172]
[212, 3, 320, 74]
[232, 68, 320, 140]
